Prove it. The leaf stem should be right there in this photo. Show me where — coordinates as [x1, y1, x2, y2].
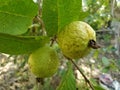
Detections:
[67, 58, 94, 90]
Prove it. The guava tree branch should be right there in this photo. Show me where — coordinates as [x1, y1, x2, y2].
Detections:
[36, 16, 47, 36]
[35, 0, 46, 36]
[67, 58, 94, 90]
[37, 0, 42, 16]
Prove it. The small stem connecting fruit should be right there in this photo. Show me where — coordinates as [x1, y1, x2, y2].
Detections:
[50, 35, 57, 47]
[67, 57, 95, 90]
[36, 77, 44, 90]
[36, 77, 44, 85]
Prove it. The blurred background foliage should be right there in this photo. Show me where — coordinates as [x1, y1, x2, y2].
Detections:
[83, 0, 111, 30]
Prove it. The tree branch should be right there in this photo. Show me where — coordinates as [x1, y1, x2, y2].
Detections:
[37, 0, 42, 16]
[36, 16, 47, 36]
[67, 58, 94, 90]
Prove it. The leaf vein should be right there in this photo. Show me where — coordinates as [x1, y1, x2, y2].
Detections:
[0, 11, 31, 18]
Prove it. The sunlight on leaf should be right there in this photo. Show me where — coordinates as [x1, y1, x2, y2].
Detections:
[0, 0, 38, 35]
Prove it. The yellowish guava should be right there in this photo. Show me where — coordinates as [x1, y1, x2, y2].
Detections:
[28, 45, 59, 78]
[57, 21, 96, 59]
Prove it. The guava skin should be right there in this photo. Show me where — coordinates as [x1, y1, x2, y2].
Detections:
[57, 21, 96, 59]
[28, 45, 59, 78]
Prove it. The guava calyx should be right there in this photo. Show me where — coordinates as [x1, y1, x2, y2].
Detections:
[88, 39, 101, 49]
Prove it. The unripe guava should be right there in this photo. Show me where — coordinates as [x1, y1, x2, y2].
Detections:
[28, 45, 59, 78]
[57, 21, 96, 59]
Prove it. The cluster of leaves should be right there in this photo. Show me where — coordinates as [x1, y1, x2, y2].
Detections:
[0, 0, 90, 90]
[0, 0, 86, 54]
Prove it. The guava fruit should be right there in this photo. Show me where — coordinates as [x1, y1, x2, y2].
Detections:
[28, 45, 59, 78]
[57, 21, 96, 59]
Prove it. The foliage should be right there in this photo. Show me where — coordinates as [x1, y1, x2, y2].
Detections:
[0, 0, 38, 35]
[83, 0, 111, 30]
[42, 0, 82, 36]
[0, 0, 87, 54]
[0, 0, 119, 90]
[0, 33, 49, 55]
[57, 63, 76, 90]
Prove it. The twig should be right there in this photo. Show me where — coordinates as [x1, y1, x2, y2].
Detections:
[96, 29, 114, 33]
[36, 16, 47, 36]
[50, 35, 57, 47]
[36, 0, 46, 36]
[37, 0, 42, 16]
[67, 58, 94, 90]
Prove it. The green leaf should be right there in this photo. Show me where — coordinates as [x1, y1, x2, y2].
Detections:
[57, 63, 76, 90]
[102, 57, 110, 67]
[42, 0, 58, 37]
[0, 33, 49, 55]
[42, 0, 82, 36]
[93, 85, 105, 90]
[58, 0, 82, 30]
[0, 0, 38, 35]
[79, 11, 89, 20]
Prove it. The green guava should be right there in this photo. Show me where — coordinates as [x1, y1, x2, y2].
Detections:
[57, 21, 96, 59]
[28, 45, 59, 78]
